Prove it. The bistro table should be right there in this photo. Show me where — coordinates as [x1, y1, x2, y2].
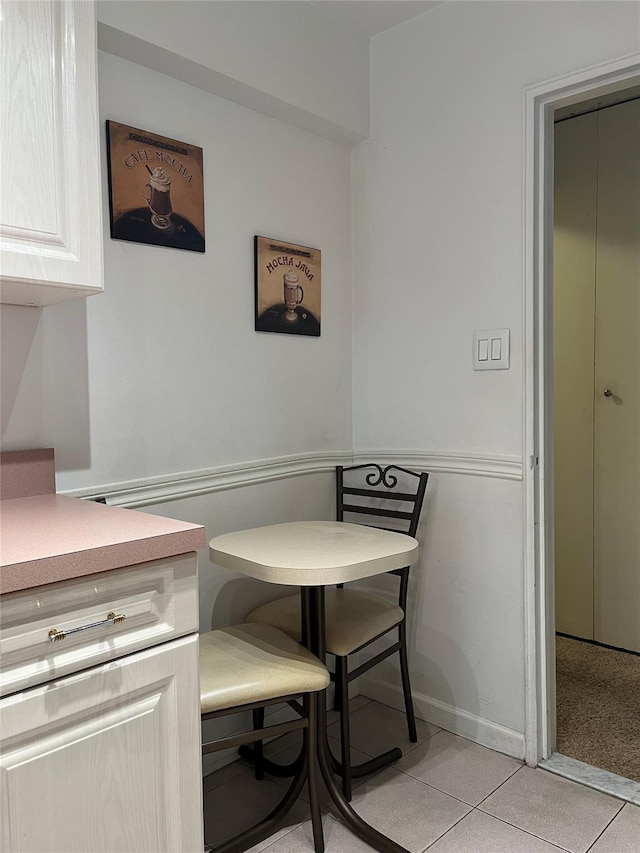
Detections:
[209, 520, 419, 853]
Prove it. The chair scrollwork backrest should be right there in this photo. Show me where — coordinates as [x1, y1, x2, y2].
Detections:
[336, 463, 428, 539]
[336, 463, 428, 603]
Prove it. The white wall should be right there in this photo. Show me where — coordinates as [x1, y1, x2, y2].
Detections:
[97, 0, 371, 143]
[0, 46, 354, 708]
[1, 7, 359, 773]
[2, 51, 353, 491]
[353, 1, 639, 752]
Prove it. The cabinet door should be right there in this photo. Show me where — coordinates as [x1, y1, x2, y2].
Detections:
[0, 635, 203, 853]
[0, 0, 103, 305]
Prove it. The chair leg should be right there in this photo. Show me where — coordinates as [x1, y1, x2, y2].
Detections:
[207, 705, 313, 853]
[332, 666, 341, 713]
[252, 707, 265, 780]
[336, 656, 352, 801]
[305, 693, 325, 853]
[210, 730, 309, 853]
[398, 623, 417, 742]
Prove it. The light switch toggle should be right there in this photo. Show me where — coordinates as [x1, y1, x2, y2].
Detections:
[473, 329, 510, 370]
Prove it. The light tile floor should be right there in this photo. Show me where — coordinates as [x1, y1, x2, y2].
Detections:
[203, 698, 640, 852]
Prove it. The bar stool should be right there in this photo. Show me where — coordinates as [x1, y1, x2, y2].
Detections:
[199, 622, 330, 853]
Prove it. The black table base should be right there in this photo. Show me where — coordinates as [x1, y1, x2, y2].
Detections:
[305, 586, 410, 853]
[237, 587, 410, 852]
[239, 739, 401, 783]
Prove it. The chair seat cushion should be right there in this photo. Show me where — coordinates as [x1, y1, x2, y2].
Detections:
[199, 623, 330, 715]
[246, 589, 404, 657]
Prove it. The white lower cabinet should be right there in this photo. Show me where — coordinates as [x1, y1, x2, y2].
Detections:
[0, 634, 203, 853]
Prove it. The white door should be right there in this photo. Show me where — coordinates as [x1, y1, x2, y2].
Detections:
[553, 111, 597, 641]
[593, 99, 640, 652]
[0, 635, 203, 853]
[554, 99, 640, 653]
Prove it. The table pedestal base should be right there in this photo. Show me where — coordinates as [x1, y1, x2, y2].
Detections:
[237, 590, 412, 852]
[239, 743, 402, 784]
[208, 521, 419, 852]
[305, 587, 410, 853]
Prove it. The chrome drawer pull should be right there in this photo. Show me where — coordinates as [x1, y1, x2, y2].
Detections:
[48, 612, 125, 643]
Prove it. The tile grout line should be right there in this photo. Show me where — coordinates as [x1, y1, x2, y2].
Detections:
[251, 818, 305, 853]
[474, 762, 525, 809]
[388, 765, 483, 809]
[420, 808, 472, 852]
[388, 744, 522, 810]
[583, 801, 627, 853]
[470, 807, 573, 852]
[472, 764, 629, 853]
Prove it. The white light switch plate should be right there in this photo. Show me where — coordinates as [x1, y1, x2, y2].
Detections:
[473, 329, 510, 370]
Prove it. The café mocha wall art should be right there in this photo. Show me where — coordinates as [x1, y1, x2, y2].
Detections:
[106, 121, 205, 252]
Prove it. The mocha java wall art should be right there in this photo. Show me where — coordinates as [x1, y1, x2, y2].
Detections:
[106, 121, 205, 252]
[254, 236, 321, 336]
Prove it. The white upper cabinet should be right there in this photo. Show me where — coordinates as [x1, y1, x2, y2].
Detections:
[0, 0, 104, 306]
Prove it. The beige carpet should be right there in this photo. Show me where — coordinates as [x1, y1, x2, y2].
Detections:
[556, 635, 640, 782]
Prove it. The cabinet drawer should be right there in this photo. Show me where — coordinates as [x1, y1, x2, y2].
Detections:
[0, 553, 198, 697]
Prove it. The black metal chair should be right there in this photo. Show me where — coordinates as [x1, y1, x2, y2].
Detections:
[246, 463, 429, 800]
[199, 622, 330, 853]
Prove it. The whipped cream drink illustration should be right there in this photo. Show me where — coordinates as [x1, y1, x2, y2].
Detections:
[142, 167, 172, 229]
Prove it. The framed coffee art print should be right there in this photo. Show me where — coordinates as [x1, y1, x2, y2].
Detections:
[254, 236, 321, 336]
[106, 121, 205, 252]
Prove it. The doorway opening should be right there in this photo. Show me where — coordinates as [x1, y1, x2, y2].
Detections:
[523, 56, 640, 805]
[552, 94, 640, 785]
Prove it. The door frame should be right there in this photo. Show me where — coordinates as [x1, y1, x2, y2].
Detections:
[523, 53, 640, 767]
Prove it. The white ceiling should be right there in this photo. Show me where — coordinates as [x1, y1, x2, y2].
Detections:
[310, 1, 442, 38]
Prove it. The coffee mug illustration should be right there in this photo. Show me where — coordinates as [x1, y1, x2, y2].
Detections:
[283, 271, 304, 322]
[142, 167, 172, 230]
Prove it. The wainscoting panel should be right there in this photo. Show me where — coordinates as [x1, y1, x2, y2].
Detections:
[59, 449, 526, 775]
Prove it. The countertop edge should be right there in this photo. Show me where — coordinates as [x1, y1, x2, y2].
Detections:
[1, 527, 206, 594]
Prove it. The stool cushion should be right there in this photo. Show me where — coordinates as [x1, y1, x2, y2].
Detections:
[246, 589, 404, 657]
[199, 622, 330, 715]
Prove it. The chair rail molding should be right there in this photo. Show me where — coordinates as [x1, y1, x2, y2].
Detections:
[61, 451, 353, 508]
[352, 450, 523, 482]
[61, 449, 523, 508]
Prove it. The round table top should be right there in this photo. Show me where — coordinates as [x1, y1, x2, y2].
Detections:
[208, 521, 419, 586]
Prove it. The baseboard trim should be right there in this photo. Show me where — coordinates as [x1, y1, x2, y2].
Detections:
[61, 449, 523, 508]
[361, 674, 526, 761]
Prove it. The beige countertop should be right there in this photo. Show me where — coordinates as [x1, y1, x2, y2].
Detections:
[0, 493, 206, 594]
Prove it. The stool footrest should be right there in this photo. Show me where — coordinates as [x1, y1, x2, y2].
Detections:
[203, 717, 307, 756]
[238, 744, 303, 777]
